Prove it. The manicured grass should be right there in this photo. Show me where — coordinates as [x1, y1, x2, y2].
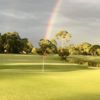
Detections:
[0, 54, 65, 63]
[0, 54, 100, 100]
[0, 69, 100, 100]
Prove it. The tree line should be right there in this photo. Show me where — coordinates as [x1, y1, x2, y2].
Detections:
[0, 31, 100, 59]
[0, 32, 33, 54]
[34, 30, 100, 60]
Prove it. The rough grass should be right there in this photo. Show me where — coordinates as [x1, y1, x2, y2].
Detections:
[0, 54, 100, 100]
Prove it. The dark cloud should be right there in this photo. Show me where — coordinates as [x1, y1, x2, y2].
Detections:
[51, 0, 100, 44]
[0, 0, 57, 46]
[0, 0, 99, 46]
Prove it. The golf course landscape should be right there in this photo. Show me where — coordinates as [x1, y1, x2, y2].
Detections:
[0, 54, 100, 100]
[0, 0, 100, 99]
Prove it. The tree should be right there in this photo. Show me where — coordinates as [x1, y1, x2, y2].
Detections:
[38, 39, 57, 55]
[55, 30, 71, 60]
[55, 30, 71, 48]
[58, 48, 69, 60]
[0, 33, 3, 53]
[37, 39, 57, 72]
[50, 39, 57, 46]
[21, 38, 33, 54]
[1, 32, 22, 53]
[77, 42, 92, 55]
[31, 47, 37, 54]
[96, 49, 100, 56]
[89, 45, 100, 56]
[67, 45, 81, 55]
[0, 32, 33, 54]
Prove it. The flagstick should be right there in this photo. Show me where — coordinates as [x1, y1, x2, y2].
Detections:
[42, 55, 45, 72]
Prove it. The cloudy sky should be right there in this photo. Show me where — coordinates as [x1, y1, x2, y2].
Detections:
[0, 0, 100, 46]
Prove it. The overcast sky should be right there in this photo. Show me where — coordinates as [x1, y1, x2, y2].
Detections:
[0, 0, 100, 46]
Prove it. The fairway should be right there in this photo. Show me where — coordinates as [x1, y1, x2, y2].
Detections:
[0, 54, 100, 100]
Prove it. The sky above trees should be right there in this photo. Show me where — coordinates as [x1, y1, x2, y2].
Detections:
[0, 0, 99, 46]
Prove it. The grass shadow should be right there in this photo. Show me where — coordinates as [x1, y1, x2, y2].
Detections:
[0, 64, 92, 72]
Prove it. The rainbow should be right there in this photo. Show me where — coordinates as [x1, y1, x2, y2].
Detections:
[45, 0, 62, 39]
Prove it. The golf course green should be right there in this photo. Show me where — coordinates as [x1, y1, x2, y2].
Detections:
[0, 54, 100, 100]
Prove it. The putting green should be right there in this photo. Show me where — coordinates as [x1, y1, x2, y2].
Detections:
[0, 54, 100, 100]
[0, 69, 100, 100]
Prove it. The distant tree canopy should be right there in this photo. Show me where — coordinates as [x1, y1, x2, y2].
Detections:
[0, 32, 33, 54]
[54, 30, 72, 60]
[66, 42, 100, 56]
[0, 31, 99, 57]
[36, 39, 57, 55]
[55, 30, 71, 48]
[89, 45, 100, 56]
[58, 48, 69, 60]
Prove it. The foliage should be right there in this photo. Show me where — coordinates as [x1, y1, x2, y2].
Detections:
[89, 45, 100, 56]
[55, 30, 71, 40]
[31, 47, 37, 54]
[67, 44, 81, 55]
[50, 39, 57, 46]
[77, 42, 92, 55]
[66, 43, 100, 56]
[21, 38, 33, 54]
[0, 31, 99, 57]
[55, 30, 71, 48]
[58, 48, 69, 60]
[0, 32, 33, 54]
[0, 33, 3, 53]
[37, 39, 57, 55]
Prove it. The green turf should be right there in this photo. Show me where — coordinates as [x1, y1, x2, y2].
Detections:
[0, 69, 100, 100]
[0, 54, 65, 63]
[0, 54, 100, 100]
